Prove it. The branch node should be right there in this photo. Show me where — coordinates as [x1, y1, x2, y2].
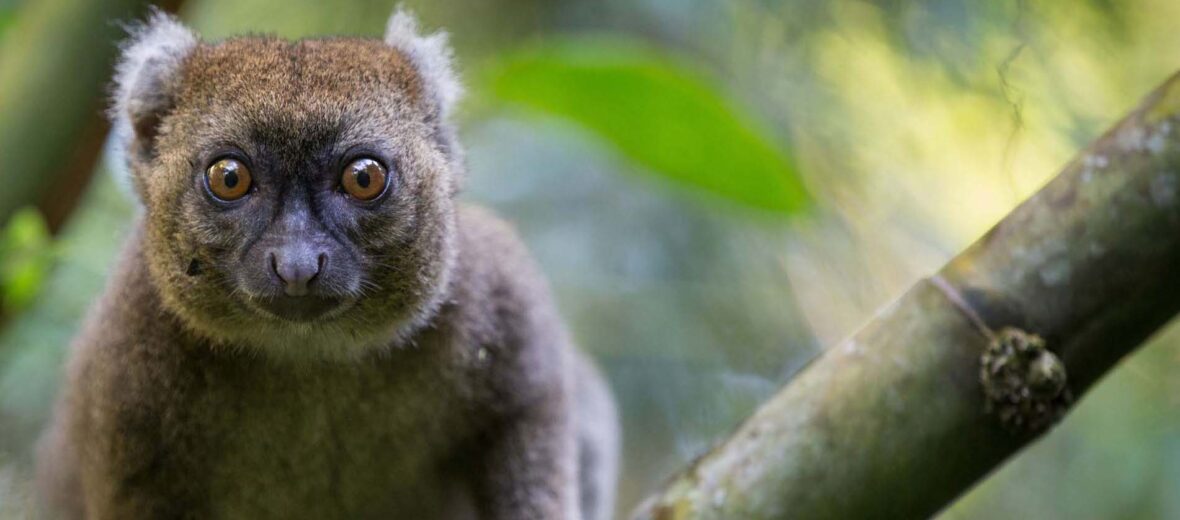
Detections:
[980, 327, 1071, 433]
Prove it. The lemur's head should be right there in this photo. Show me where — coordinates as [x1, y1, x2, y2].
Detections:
[113, 9, 464, 358]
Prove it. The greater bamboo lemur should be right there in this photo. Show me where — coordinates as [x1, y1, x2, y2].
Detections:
[36, 9, 618, 520]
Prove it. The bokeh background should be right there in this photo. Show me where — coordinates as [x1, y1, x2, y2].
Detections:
[2, 0, 1179, 518]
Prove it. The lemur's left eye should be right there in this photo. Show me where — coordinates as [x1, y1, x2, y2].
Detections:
[340, 157, 388, 201]
[206, 158, 252, 201]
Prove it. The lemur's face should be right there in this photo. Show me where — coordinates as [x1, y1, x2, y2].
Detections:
[126, 36, 460, 358]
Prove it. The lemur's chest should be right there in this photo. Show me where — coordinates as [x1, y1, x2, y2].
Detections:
[189, 345, 485, 518]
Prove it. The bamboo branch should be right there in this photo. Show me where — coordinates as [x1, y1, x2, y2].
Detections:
[633, 71, 1180, 519]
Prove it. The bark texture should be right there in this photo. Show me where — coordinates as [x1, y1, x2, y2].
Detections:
[634, 71, 1180, 519]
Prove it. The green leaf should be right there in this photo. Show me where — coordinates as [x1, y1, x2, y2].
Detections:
[487, 38, 809, 214]
[0, 207, 54, 312]
[0, 9, 15, 39]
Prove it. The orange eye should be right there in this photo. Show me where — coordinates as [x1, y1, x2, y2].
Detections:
[341, 157, 388, 201]
[206, 158, 252, 201]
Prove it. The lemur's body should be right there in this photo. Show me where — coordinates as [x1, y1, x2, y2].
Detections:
[36, 11, 618, 520]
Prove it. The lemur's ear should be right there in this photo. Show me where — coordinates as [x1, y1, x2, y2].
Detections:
[112, 8, 198, 159]
[384, 7, 463, 121]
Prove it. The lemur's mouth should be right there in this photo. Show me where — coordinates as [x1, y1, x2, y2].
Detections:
[251, 295, 347, 323]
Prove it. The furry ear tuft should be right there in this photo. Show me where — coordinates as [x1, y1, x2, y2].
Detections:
[384, 7, 463, 120]
[112, 8, 198, 157]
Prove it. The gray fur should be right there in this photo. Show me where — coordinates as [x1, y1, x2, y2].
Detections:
[37, 9, 618, 520]
[111, 8, 197, 161]
[383, 7, 463, 121]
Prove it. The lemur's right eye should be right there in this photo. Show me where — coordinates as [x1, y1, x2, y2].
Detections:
[206, 158, 252, 201]
[340, 157, 388, 201]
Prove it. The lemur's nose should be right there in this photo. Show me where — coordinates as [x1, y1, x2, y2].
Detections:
[268, 247, 326, 296]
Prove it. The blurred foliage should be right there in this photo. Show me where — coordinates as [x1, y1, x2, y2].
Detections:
[0, 208, 53, 313]
[0, 0, 154, 225]
[488, 39, 809, 214]
[183, 0, 548, 59]
[0, 169, 133, 518]
[0, 0, 18, 37]
[0, 11, 15, 39]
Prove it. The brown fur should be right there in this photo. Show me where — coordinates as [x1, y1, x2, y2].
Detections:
[36, 12, 618, 520]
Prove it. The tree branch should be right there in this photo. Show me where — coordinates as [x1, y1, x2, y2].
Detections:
[633, 71, 1180, 519]
[0, 0, 184, 231]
